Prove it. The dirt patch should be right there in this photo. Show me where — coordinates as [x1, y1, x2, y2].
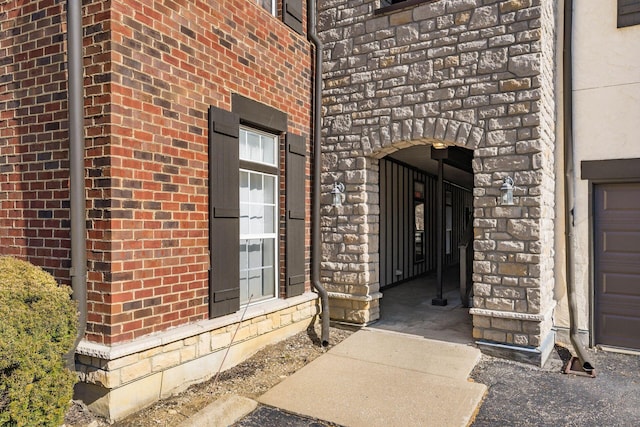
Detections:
[64, 324, 354, 427]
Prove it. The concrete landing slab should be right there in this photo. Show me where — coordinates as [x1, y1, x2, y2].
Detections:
[336, 329, 481, 380]
[258, 330, 486, 427]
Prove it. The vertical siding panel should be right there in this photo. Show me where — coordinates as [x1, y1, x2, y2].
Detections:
[392, 162, 399, 285]
[386, 161, 393, 286]
[380, 160, 385, 287]
[399, 166, 404, 281]
[404, 167, 410, 280]
[409, 171, 419, 276]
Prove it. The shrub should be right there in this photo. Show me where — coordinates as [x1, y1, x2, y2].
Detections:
[0, 257, 78, 427]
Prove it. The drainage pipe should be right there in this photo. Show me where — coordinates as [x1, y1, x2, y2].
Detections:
[562, 0, 594, 374]
[308, 0, 329, 347]
[64, 0, 88, 370]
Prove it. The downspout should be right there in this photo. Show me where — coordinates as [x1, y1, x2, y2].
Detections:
[562, 0, 594, 374]
[308, 0, 330, 347]
[64, 0, 87, 370]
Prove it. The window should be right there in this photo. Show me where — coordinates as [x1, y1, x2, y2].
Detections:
[209, 97, 304, 319]
[258, 0, 276, 15]
[239, 127, 278, 304]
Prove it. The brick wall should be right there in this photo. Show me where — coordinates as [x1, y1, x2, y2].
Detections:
[1, 0, 74, 281]
[1, 0, 313, 345]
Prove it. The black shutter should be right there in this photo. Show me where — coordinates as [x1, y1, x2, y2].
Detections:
[283, 0, 304, 35]
[209, 106, 240, 318]
[619, 0, 640, 27]
[286, 134, 306, 297]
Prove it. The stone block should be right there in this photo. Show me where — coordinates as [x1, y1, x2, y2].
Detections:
[211, 331, 232, 350]
[473, 315, 491, 328]
[478, 48, 508, 74]
[106, 353, 140, 371]
[84, 367, 119, 389]
[483, 329, 507, 342]
[473, 327, 484, 339]
[498, 262, 528, 276]
[151, 350, 181, 372]
[513, 334, 529, 346]
[486, 297, 514, 311]
[491, 317, 521, 331]
[507, 218, 539, 240]
[500, 0, 533, 13]
[469, 5, 499, 30]
[493, 286, 524, 299]
[496, 240, 524, 252]
[474, 282, 492, 296]
[508, 53, 540, 77]
[120, 359, 152, 384]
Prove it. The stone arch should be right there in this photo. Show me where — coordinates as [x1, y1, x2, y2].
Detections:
[363, 118, 485, 159]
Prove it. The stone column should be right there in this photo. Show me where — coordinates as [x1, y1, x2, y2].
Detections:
[321, 154, 381, 324]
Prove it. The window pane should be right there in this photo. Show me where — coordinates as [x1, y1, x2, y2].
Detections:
[258, 0, 274, 14]
[250, 173, 263, 203]
[249, 205, 264, 234]
[264, 175, 276, 204]
[247, 131, 261, 163]
[240, 240, 248, 269]
[248, 240, 262, 270]
[264, 206, 275, 233]
[240, 269, 248, 304]
[262, 266, 275, 298]
[248, 270, 262, 301]
[263, 238, 275, 268]
[240, 171, 249, 202]
[263, 134, 275, 165]
[239, 129, 248, 160]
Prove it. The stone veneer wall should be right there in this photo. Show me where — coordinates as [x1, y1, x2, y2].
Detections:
[318, 0, 558, 364]
[75, 294, 318, 421]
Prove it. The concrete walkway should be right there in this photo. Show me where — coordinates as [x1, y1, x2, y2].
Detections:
[257, 328, 486, 427]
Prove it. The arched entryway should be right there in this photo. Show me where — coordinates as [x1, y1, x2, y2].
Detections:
[372, 143, 475, 343]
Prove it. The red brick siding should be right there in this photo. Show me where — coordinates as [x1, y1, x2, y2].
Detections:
[1, 0, 74, 281]
[1, 0, 313, 345]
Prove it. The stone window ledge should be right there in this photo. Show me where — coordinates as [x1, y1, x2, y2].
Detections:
[76, 292, 319, 360]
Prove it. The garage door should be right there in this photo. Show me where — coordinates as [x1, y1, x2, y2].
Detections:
[594, 182, 640, 350]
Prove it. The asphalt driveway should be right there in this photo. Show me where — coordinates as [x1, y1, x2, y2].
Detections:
[470, 346, 640, 426]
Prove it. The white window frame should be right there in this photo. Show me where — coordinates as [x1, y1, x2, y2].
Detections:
[239, 127, 279, 306]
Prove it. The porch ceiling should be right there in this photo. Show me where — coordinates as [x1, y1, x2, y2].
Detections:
[387, 145, 474, 190]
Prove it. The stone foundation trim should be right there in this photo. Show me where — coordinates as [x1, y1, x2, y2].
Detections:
[327, 291, 383, 302]
[470, 302, 555, 322]
[74, 293, 319, 420]
[77, 293, 319, 360]
[476, 330, 556, 367]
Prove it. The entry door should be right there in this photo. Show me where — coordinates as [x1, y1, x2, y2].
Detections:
[594, 182, 640, 350]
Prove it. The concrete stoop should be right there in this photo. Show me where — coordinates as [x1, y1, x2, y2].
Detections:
[258, 329, 487, 427]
